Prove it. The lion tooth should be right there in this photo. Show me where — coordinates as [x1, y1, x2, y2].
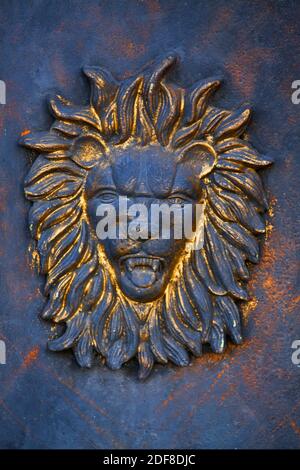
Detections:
[152, 259, 160, 272]
[124, 256, 162, 272]
[126, 259, 134, 271]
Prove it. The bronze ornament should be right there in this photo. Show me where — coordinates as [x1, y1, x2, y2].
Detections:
[20, 55, 272, 379]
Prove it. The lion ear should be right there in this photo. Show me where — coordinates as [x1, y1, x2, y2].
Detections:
[180, 142, 217, 178]
[70, 133, 108, 169]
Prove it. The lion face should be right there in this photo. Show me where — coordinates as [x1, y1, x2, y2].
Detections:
[21, 54, 272, 378]
[86, 143, 206, 302]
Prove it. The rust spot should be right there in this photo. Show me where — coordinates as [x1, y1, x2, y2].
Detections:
[290, 420, 300, 437]
[22, 346, 40, 368]
[225, 48, 273, 97]
[199, 7, 233, 49]
[20, 129, 31, 137]
[144, 0, 162, 15]
[219, 383, 236, 403]
[291, 295, 300, 305]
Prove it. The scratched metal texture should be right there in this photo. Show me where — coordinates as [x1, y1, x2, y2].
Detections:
[0, 0, 300, 449]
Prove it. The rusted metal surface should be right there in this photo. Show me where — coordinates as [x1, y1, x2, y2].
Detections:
[0, 0, 300, 449]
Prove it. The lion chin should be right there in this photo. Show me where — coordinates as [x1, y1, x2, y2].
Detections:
[21, 54, 272, 379]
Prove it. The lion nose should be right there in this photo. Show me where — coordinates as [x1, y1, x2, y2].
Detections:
[127, 214, 151, 241]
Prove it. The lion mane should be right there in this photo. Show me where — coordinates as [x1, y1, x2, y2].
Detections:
[21, 55, 272, 378]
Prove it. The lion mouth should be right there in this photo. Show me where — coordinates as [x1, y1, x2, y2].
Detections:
[120, 255, 164, 288]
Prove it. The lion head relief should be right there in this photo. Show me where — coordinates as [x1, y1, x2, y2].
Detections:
[20, 55, 272, 379]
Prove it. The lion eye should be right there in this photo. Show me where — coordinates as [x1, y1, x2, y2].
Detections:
[97, 191, 118, 203]
[167, 194, 191, 206]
